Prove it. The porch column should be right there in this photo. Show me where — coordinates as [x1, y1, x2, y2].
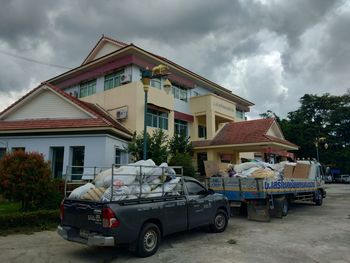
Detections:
[206, 111, 216, 139]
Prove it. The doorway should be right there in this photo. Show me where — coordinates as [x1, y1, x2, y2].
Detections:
[197, 152, 208, 176]
[70, 146, 85, 180]
[50, 147, 64, 179]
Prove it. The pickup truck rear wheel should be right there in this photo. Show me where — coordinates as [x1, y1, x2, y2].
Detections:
[136, 223, 161, 257]
[210, 209, 228, 233]
[282, 198, 289, 216]
[314, 190, 323, 206]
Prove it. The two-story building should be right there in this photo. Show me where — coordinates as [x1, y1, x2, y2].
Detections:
[0, 35, 297, 177]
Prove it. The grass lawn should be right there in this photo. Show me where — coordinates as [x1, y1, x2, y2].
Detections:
[0, 201, 21, 215]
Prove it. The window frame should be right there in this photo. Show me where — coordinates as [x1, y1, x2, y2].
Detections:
[79, 80, 96, 98]
[104, 69, 125, 91]
[174, 119, 188, 136]
[198, 125, 207, 138]
[172, 84, 188, 102]
[146, 108, 169, 130]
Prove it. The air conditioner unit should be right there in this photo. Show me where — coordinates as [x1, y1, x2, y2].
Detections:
[120, 74, 131, 84]
[116, 107, 128, 120]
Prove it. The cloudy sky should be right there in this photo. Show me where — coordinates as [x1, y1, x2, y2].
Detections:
[0, 0, 349, 118]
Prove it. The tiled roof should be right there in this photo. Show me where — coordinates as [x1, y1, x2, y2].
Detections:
[192, 118, 298, 149]
[0, 119, 108, 130]
[0, 83, 132, 137]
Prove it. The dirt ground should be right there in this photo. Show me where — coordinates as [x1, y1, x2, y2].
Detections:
[0, 184, 349, 263]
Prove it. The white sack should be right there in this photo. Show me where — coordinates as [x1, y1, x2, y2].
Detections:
[241, 167, 260, 177]
[147, 177, 181, 198]
[234, 162, 261, 173]
[129, 183, 152, 197]
[101, 185, 130, 202]
[68, 183, 95, 199]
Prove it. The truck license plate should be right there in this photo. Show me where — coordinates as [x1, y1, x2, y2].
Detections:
[80, 229, 90, 239]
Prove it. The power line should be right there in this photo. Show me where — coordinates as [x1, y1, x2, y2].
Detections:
[0, 50, 73, 70]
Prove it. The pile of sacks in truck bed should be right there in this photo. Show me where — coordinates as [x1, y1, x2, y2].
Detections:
[68, 159, 181, 202]
[226, 161, 295, 179]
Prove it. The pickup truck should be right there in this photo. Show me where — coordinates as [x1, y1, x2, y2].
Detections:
[58, 170, 229, 257]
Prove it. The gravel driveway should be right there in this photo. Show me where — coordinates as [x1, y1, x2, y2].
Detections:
[0, 184, 349, 263]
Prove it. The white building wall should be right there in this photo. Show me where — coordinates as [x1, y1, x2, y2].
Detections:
[0, 134, 128, 177]
[5, 90, 90, 120]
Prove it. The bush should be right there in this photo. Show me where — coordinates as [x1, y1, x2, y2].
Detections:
[0, 210, 59, 230]
[169, 153, 195, 177]
[38, 179, 64, 210]
[0, 151, 53, 211]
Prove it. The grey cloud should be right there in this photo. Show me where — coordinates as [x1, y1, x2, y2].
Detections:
[0, 0, 349, 118]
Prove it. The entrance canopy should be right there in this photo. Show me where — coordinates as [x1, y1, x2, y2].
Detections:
[192, 118, 298, 152]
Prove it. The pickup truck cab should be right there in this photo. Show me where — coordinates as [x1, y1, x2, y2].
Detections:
[58, 176, 229, 257]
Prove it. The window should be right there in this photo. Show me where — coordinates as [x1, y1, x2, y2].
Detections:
[236, 109, 245, 119]
[175, 119, 188, 136]
[146, 108, 168, 130]
[12, 147, 25, 152]
[151, 79, 161, 89]
[185, 180, 207, 195]
[172, 84, 188, 102]
[198, 125, 207, 138]
[0, 148, 6, 159]
[115, 148, 127, 164]
[80, 80, 96, 98]
[104, 70, 124, 90]
[192, 90, 199, 97]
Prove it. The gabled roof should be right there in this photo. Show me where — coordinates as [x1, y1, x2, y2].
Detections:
[0, 83, 132, 138]
[192, 118, 298, 150]
[48, 36, 254, 108]
[82, 35, 128, 65]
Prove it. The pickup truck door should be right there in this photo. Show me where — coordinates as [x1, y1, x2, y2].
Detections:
[185, 179, 213, 229]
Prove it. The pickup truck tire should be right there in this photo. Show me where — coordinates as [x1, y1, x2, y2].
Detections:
[136, 223, 161, 257]
[282, 198, 289, 217]
[210, 209, 228, 233]
[314, 190, 323, 206]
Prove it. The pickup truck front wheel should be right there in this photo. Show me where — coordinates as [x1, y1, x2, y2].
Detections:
[210, 210, 228, 233]
[137, 223, 161, 257]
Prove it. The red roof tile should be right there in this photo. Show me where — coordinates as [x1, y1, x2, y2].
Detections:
[192, 118, 298, 149]
[0, 119, 107, 130]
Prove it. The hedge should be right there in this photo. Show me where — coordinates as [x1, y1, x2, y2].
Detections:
[0, 209, 59, 229]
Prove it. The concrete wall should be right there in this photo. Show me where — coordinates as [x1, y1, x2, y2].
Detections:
[0, 134, 128, 177]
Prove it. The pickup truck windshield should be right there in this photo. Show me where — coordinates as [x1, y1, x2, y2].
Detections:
[185, 180, 207, 195]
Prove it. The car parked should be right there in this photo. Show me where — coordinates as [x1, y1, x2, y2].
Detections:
[334, 174, 350, 184]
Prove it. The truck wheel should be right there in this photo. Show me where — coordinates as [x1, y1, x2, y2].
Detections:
[210, 210, 228, 233]
[282, 198, 289, 216]
[314, 190, 323, 206]
[136, 223, 161, 257]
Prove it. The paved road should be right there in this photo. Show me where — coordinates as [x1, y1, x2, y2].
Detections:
[0, 184, 349, 263]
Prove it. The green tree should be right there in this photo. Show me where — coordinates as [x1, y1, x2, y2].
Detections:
[169, 153, 195, 177]
[127, 129, 168, 165]
[149, 129, 169, 165]
[270, 92, 350, 173]
[169, 132, 193, 156]
[0, 151, 53, 211]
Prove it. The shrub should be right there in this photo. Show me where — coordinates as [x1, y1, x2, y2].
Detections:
[0, 210, 59, 230]
[169, 153, 195, 177]
[0, 151, 53, 211]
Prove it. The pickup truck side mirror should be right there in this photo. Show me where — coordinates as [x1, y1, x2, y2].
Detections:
[207, 188, 215, 195]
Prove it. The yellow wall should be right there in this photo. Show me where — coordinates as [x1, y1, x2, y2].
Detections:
[81, 82, 174, 137]
[190, 94, 236, 140]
